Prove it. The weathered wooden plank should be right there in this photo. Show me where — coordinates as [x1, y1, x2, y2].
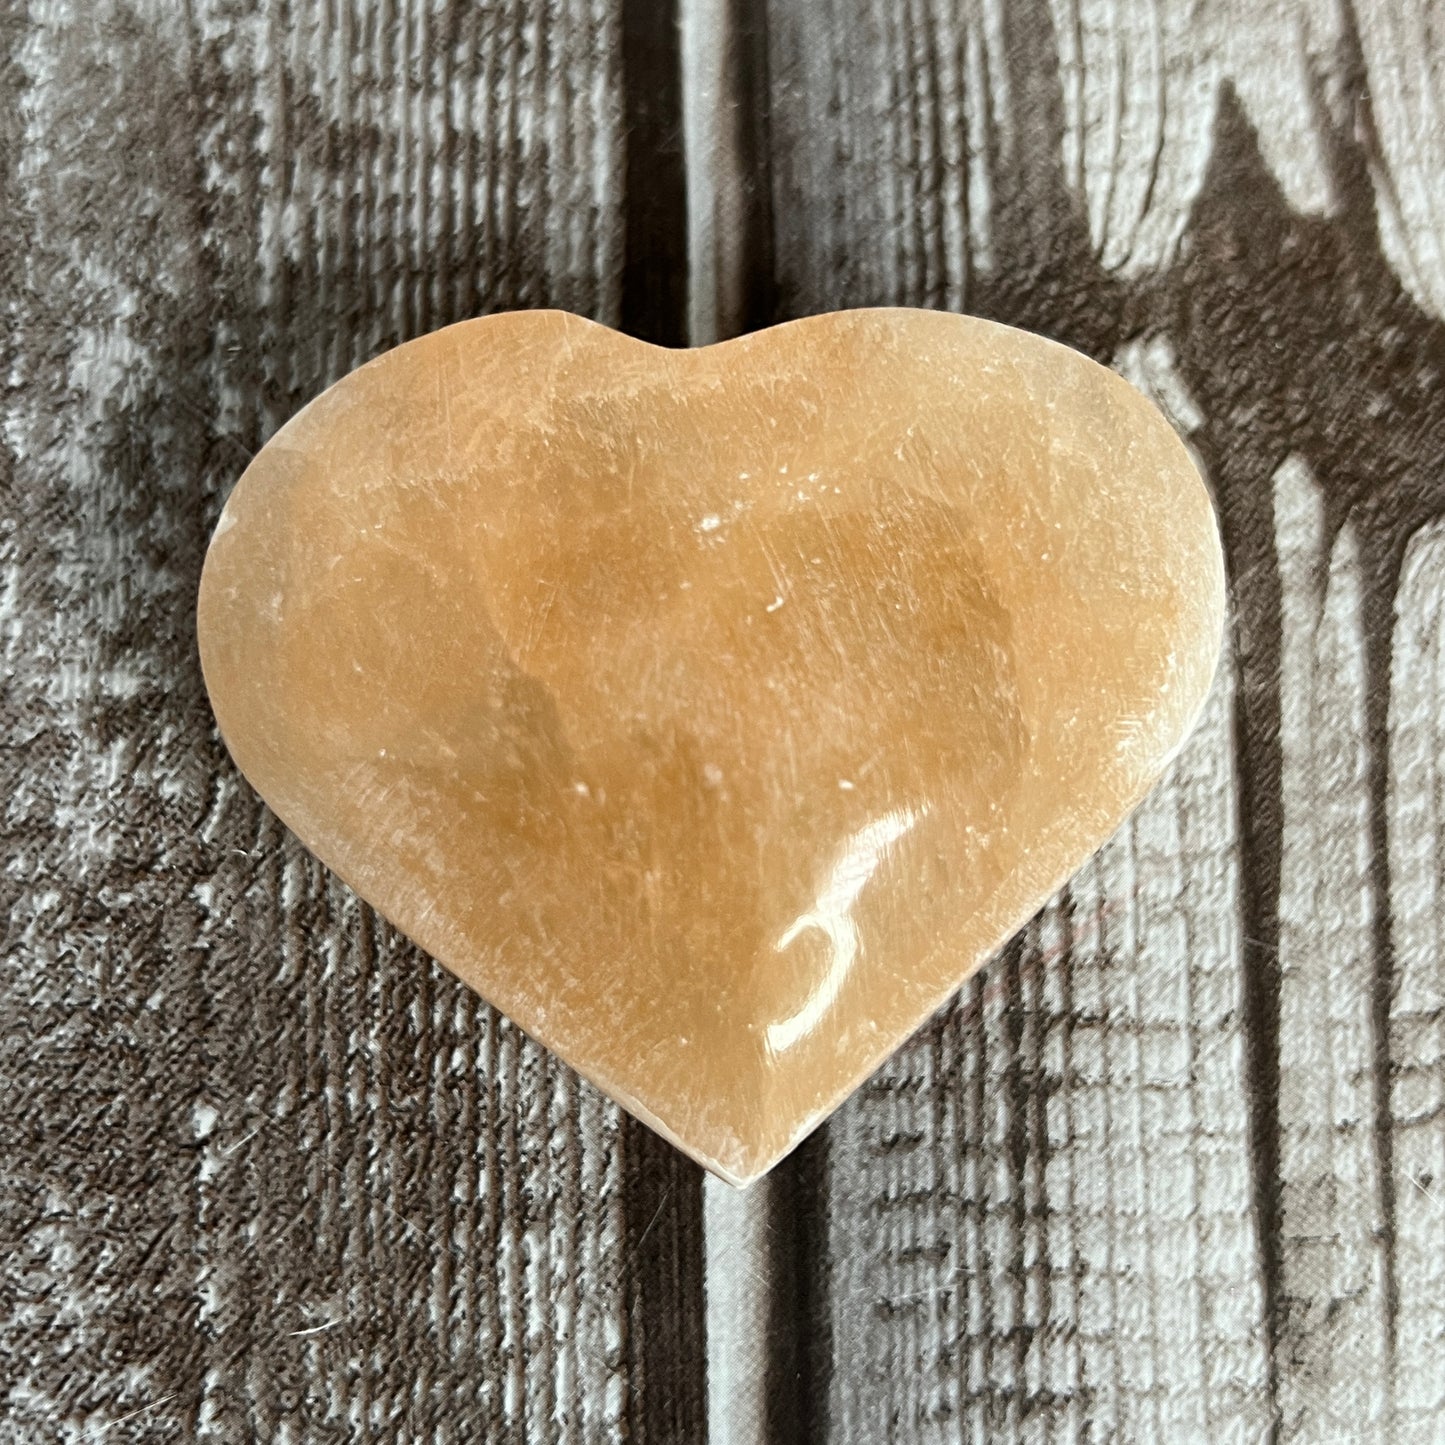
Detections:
[1042, 0, 1445, 325]
[1045, 0, 1445, 328]
[1043, 0, 1347, 274]
[754, 0, 1445, 1438]
[764, 0, 980, 316]
[819, 568, 1269, 1443]
[9, 0, 1445, 1439]
[1387, 522, 1445, 1439]
[1045, 654, 1270, 1441]
[756, 4, 1277, 1438]
[1357, 0, 1445, 320]
[681, 0, 774, 345]
[701, 1175, 772, 1445]
[0, 4, 636, 1442]
[1271, 459, 1391, 1438]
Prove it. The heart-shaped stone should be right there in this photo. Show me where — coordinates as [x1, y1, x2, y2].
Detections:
[198, 309, 1223, 1184]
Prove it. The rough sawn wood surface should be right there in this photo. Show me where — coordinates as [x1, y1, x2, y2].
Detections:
[3, 2, 1444, 1442]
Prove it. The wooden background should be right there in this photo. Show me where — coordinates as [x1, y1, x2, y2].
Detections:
[3, 1, 1444, 1441]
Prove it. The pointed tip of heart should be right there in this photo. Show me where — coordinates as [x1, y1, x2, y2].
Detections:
[620, 1099, 797, 1188]
[199, 306, 1226, 1180]
[617, 1086, 822, 1188]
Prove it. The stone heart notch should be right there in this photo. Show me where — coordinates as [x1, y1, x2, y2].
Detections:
[197, 309, 1225, 1185]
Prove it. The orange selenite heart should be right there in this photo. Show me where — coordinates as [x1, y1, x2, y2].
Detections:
[197, 309, 1224, 1184]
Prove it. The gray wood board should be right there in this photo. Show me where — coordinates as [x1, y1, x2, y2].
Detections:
[1, 4, 640, 1442]
[4, 0, 1445, 1441]
[757, 0, 1445, 1439]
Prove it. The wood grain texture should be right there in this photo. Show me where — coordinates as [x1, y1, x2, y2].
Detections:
[0, 3, 635, 1441]
[820, 638, 1270, 1444]
[6, 0, 1445, 1440]
[1387, 521, 1445, 1437]
[755, 0, 1445, 1438]
[1357, 0, 1445, 320]
[1272, 460, 1390, 1438]
[813, 341, 1267, 1443]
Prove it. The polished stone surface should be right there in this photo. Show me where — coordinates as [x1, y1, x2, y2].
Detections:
[197, 309, 1224, 1183]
